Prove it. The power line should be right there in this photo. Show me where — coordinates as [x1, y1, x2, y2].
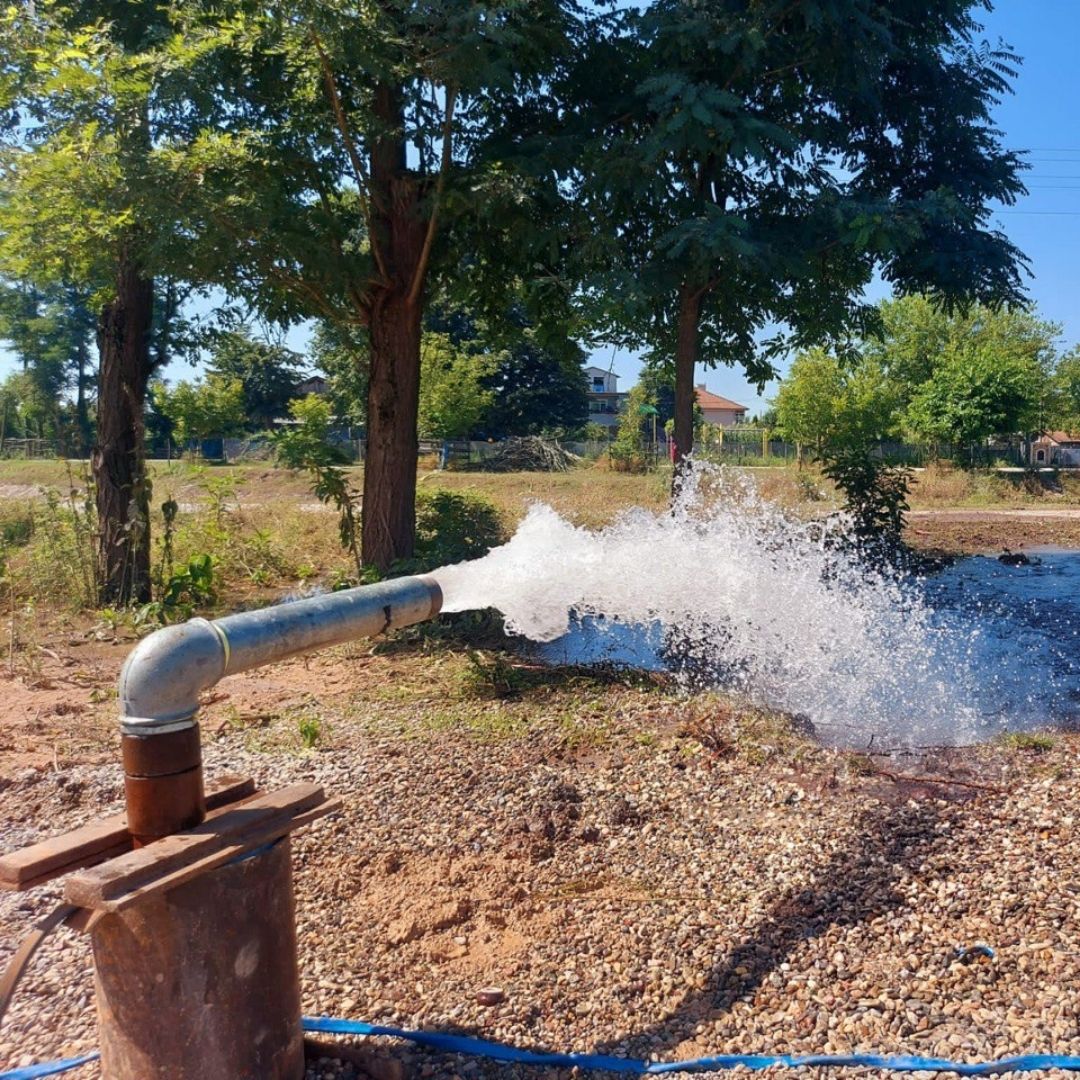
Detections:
[995, 209, 1080, 216]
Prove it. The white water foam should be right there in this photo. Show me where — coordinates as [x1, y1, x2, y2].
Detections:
[432, 465, 1037, 746]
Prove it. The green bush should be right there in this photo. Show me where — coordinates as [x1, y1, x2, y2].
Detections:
[273, 395, 349, 469]
[818, 446, 911, 555]
[414, 489, 505, 569]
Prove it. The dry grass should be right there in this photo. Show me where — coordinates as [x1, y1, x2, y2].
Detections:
[1, 457, 1079, 616]
[909, 462, 1080, 507]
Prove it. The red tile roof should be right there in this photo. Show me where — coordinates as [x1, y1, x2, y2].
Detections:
[695, 387, 748, 411]
[1036, 431, 1080, 444]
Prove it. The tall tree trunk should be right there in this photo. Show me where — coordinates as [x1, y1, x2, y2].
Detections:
[364, 291, 423, 570]
[673, 284, 703, 479]
[361, 83, 428, 571]
[93, 257, 154, 604]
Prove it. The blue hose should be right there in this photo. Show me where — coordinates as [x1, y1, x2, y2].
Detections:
[0, 1054, 98, 1079]
[7, 1015, 1080, 1078]
[305, 1017, 1080, 1075]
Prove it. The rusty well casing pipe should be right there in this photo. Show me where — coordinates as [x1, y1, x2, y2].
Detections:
[118, 575, 443, 841]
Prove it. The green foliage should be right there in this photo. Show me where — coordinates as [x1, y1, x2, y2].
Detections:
[0, 281, 95, 447]
[152, 373, 247, 450]
[775, 348, 899, 452]
[480, 338, 588, 438]
[207, 328, 304, 428]
[424, 303, 590, 438]
[414, 490, 505, 569]
[609, 383, 658, 473]
[906, 348, 1046, 451]
[774, 299, 1062, 463]
[995, 730, 1056, 753]
[18, 481, 99, 608]
[418, 333, 496, 440]
[297, 713, 323, 750]
[568, 0, 1028, 462]
[137, 553, 215, 626]
[819, 447, 912, 553]
[273, 395, 347, 469]
[310, 464, 362, 577]
[309, 321, 368, 427]
[1046, 348, 1080, 433]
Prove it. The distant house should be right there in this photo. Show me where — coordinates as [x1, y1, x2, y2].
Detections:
[295, 375, 329, 397]
[1030, 431, 1080, 467]
[695, 384, 748, 428]
[585, 366, 627, 428]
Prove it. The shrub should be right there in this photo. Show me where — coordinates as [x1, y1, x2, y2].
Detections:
[414, 490, 504, 569]
[273, 395, 349, 469]
[818, 446, 911, 555]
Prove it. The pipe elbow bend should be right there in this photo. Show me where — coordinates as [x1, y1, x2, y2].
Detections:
[118, 618, 228, 735]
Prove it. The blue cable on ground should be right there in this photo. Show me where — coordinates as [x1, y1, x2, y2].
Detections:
[304, 1016, 1080, 1076]
[0, 1053, 98, 1079]
[9, 1015, 1080, 1078]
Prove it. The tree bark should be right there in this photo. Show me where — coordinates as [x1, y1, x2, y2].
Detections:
[360, 82, 428, 571]
[93, 257, 154, 604]
[673, 284, 703, 479]
[363, 289, 423, 570]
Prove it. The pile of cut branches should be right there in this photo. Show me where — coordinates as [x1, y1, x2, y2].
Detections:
[480, 436, 579, 472]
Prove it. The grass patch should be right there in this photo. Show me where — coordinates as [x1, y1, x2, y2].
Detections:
[995, 730, 1057, 753]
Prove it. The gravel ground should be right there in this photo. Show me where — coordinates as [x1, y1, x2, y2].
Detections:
[2, 711, 1079, 1080]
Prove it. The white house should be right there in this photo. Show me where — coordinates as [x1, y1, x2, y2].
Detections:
[585, 366, 627, 428]
[695, 384, 748, 428]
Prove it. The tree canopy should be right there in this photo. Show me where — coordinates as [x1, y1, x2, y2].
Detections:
[567, 0, 1028, 468]
[772, 297, 1060, 457]
[206, 328, 304, 429]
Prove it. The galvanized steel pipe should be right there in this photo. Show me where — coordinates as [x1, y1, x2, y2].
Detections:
[119, 575, 443, 736]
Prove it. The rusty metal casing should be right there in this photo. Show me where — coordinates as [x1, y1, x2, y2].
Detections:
[91, 838, 304, 1080]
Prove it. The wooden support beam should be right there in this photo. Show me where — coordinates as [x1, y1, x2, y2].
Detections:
[65, 783, 337, 911]
[0, 776, 256, 892]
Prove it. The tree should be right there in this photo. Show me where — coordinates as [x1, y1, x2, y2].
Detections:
[609, 382, 659, 472]
[309, 322, 369, 428]
[1049, 348, 1080, 433]
[479, 333, 588, 438]
[427, 303, 589, 437]
[774, 348, 900, 455]
[857, 298, 1059, 453]
[417, 333, 495, 440]
[155, 1, 585, 569]
[0, 2, 187, 601]
[152, 373, 246, 450]
[272, 394, 346, 470]
[207, 328, 304, 428]
[0, 279, 95, 448]
[571, 1, 1028, 476]
[906, 348, 1046, 454]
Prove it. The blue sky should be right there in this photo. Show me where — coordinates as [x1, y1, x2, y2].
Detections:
[5, 0, 1079, 414]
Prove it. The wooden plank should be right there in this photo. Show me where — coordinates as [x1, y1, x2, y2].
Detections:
[0, 776, 256, 892]
[64, 783, 326, 909]
[105, 798, 341, 912]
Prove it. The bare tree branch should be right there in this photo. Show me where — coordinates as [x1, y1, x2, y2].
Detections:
[309, 27, 390, 285]
[406, 83, 456, 309]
